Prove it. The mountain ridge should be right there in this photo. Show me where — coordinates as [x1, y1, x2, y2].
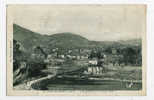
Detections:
[13, 24, 141, 51]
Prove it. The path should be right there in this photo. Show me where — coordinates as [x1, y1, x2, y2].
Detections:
[14, 74, 56, 90]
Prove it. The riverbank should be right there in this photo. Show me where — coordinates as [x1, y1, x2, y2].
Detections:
[13, 75, 142, 90]
[29, 76, 142, 90]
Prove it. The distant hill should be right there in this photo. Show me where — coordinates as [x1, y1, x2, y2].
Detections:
[118, 39, 142, 47]
[13, 24, 90, 51]
[13, 24, 141, 51]
[46, 32, 89, 49]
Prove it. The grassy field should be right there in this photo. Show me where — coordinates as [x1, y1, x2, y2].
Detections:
[103, 64, 142, 80]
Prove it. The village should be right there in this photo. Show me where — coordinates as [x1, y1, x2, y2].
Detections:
[31, 45, 128, 76]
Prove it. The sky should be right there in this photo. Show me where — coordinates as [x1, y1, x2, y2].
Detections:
[8, 5, 146, 41]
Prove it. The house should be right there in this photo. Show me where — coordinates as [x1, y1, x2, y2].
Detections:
[112, 48, 117, 54]
[57, 54, 65, 59]
[68, 50, 72, 53]
[76, 55, 81, 60]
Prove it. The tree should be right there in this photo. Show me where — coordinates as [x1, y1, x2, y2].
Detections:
[13, 40, 24, 71]
[122, 47, 136, 65]
[27, 46, 47, 77]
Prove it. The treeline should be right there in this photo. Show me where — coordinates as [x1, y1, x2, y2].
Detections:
[88, 45, 142, 66]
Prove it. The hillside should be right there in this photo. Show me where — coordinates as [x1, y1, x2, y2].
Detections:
[13, 24, 89, 51]
[46, 32, 89, 49]
[13, 24, 46, 51]
[13, 24, 141, 51]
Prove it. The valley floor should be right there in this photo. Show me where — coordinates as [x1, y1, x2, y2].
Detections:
[13, 65, 142, 90]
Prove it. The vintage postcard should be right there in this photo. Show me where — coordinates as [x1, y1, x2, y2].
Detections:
[7, 5, 146, 96]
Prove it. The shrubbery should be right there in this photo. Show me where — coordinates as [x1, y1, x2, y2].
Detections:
[13, 40, 47, 85]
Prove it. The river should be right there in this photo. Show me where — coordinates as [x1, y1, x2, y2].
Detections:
[33, 77, 142, 91]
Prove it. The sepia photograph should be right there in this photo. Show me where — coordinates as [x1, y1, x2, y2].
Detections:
[7, 5, 146, 96]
